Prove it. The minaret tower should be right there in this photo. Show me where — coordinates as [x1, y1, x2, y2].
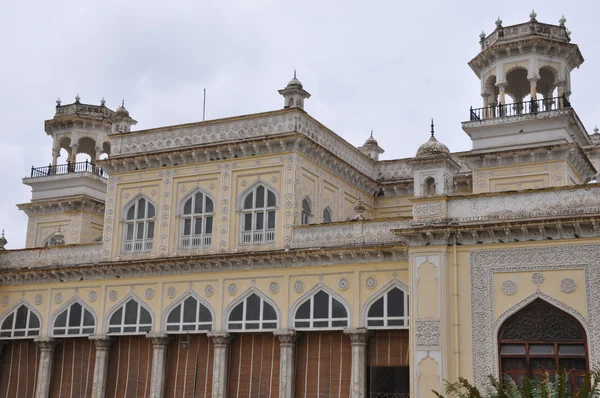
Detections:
[278, 71, 311, 109]
[464, 12, 589, 151]
[18, 97, 136, 248]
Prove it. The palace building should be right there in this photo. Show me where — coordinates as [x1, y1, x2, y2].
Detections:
[1, 12, 599, 398]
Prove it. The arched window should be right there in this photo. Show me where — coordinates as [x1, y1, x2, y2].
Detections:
[301, 198, 311, 225]
[0, 304, 40, 338]
[166, 296, 213, 333]
[366, 287, 409, 328]
[53, 301, 95, 336]
[107, 298, 152, 334]
[228, 293, 277, 331]
[294, 290, 348, 329]
[498, 299, 588, 392]
[180, 191, 214, 248]
[123, 197, 156, 252]
[323, 207, 332, 223]
[424, 177, 436, 196]
[241, 185, 276, 244]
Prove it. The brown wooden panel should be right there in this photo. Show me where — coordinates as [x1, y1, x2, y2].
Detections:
[0, 340, 39, 398]
[227, 333, 280, 398]
[49, 337, 96, 398]
[295, 331, 351, 398]
[164, 334, 214, 398]
[106, 336, 153, 398]
[368, 330, 409, 367]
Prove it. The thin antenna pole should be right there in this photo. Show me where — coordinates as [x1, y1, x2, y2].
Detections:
[203, 88, 206, 121]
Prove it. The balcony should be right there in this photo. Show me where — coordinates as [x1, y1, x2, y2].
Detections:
[469, 95, 571, 121]
[30, 160, 107, 179]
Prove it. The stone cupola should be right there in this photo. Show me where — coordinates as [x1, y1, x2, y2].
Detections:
[278, 71, 311, 109]
[358, 130, 385, 160]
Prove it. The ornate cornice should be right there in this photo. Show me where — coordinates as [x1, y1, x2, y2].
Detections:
[0, 245, 406, 286]
[17, 196, 105, 216]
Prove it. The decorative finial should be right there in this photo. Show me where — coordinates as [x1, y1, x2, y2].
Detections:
[594, 126, 599, 135]
[75, 94, 80, 103]
[0, 229, 6, 250]
[293, 69, 296, 78]
[56, 97, 61, 106]
[100, 97, 106, 106]
[479, 30, 486, 39]
[1, 229, 4, 238]
[370, 129, 373, 137]
[566, 28, 571, 37]
[430, 118, 435, 137]
[495, 17, 502, 27]
[559, 15, 566, 26]
[529, 9, 537, 21]
[121, 99, 125, 107]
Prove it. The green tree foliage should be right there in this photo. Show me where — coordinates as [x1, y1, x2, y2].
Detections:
[433, 368, 600, 398]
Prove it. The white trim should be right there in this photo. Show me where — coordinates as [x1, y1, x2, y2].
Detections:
[175, 187, 216, 217]
[104, 293, 154, 335]
[289, 282, 351, 330]
[235, 179, 280, 210]
[178, 189, 214, 249]
[122, 196, 157, 253]
[224, 286, 280, 332]
[50, 295, 97, 337]
[0, 299, 42, 340]
[238, 183, 278, 245]
[361, 279, 409, 329]
[162, 290, 215, 334]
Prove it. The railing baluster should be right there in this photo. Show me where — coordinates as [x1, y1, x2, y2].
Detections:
[27, 160, 108, 179]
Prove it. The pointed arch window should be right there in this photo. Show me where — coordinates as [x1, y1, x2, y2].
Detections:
[301, 198, 311, 225]
[180, 191, 214, 248]
[294, 290, 348, 329]
[498, 299, 588, 392]
[228, 293, 277, 331]
[366, 287, 409, 328]
[323, 207, 332, 223]
[166, 296, 213, 333]
[107, 298, 152, 334]
[0, 305, 40, 338]
[241, 185, 276, 244]
[53, 301, 95, 336]
[123, 197, 155, 252]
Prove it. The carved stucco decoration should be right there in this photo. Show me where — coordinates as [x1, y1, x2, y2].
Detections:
[560, 278, 577, 294]
[0, 244, 103, 269]
[415, 320, 441, 348]
[501, 280, 517, 296]
[448, 187, 600, 223]
[470, 244, 600, 389]
[413, 201, 446, 220]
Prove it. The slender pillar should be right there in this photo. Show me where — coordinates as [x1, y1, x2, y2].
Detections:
[274, 330, 297, 398]
[51, 149, 60, 167]
[481, 93, 490, 119]
[34, 337, 57, 398]
[344, 328, 370, 398]
[70, 143, 78, 163]
[528, 77, 539, 100]
[208, 332, 233, 398]
[89, 335, 111, 398]
[149, 335, 170, 398]
[496, 82, 507, 105]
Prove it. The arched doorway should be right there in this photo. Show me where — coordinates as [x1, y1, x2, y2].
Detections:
[498, 299, 588, 393]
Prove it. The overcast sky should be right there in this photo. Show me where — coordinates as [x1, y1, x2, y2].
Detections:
[1, 0, 598, 249]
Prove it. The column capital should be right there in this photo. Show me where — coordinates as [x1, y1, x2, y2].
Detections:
[344, 328, 371, 345]
[147, 333, 171, 347]
[495, 81, 507, 88]
[34, 337, 57, 351]
[89, 335, 112, 349]
[208, 331, 233, 347]
[528, 75, 540, 83]
[274, 329, 297, 346]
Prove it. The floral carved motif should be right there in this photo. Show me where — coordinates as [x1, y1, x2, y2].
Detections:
[502, 280, 517, 296]
[560, 278, 577, 294]
[415, 320, 441, 348]
[413, 202, 445, 220]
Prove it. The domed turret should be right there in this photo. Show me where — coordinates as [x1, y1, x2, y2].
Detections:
[416, 120, 450, 157]
[358, 130, 384, 160]
[278, 70, 311, 110]
[115, 100, 129, 116]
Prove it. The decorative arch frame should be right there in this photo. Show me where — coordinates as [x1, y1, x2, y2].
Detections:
[504, 64, 529, 78]
[288, 282, 352, 329]
[235, 179, 280, 210]
[41, 229, 65, 247]
[0, 298, 43, 339]
[50, 295, 98, 336]
[104, 292, 154, 335]
[360, 279, 409, 327]
[483, 74, 498, 96]
[301, 196, 312, 224]
[538, 64, 560, 86]
[120, 194, 158, 222]
[322, 206, 333, 223]
[223, 286, 281, 331]
[487, 291, 592, 385]
[161, 289, 216, 333]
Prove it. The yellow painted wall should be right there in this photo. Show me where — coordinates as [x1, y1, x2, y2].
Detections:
[26, 211, 104, 247]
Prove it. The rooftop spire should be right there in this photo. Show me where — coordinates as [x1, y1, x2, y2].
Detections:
[370, 129, 373, 137]
[529, 9, 537, 22]
[431, 118, 435, 137]
[294, 69, 296, 78]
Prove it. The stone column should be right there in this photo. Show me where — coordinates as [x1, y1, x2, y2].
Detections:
[34, 337, 57, 398]
[496, 82, 507, 106]
[51, 149, 60, 167]
[208, 332, 233, 398]
[528, 76, 539, 100]
[344, 328, 369, 398]
[149, 335, 170, 398]
[70, 143, 78, 163]
[89, 335, 111, 398]
[274, 330, 297, 398]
